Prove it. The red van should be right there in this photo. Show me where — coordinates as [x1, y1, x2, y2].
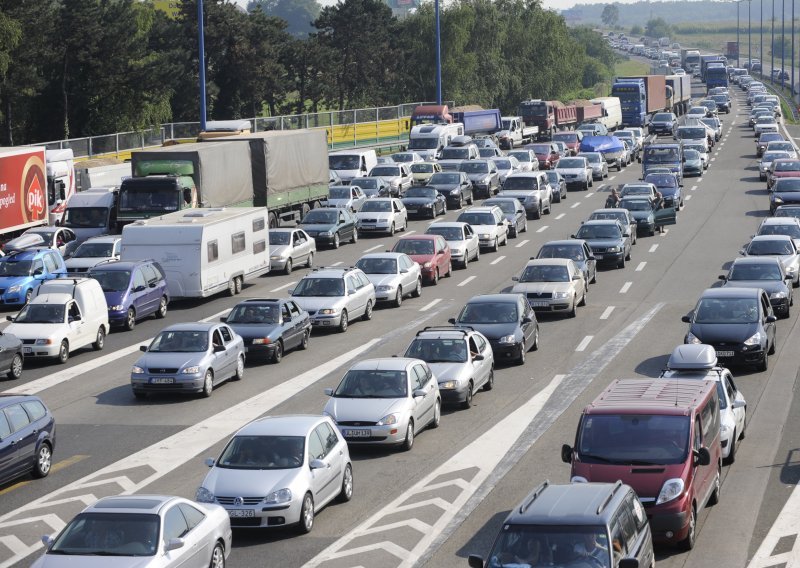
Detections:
[561, 378, 722, 550]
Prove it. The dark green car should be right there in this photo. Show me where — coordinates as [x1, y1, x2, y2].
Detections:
[298, 207, 358, 249]
[619, 197, 676, 237]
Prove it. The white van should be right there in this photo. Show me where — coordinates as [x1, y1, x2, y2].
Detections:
[120, 207, 270, 298]
[408, 123, 464, 160]
[329, 149, 378, 184]
[6, 277, 109, 364]
[590, 97, 623, 131]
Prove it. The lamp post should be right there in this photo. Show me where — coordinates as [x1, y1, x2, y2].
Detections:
[749, 0, 752, 70]
[772, 0, 775, 83]
[435, 0, 442, 105]
[198, 0, 207, 131]
[738, 1, 741, 67]
[791, 0, 795, 97]
[782, 0, 785, 88]
[761, 0, 764, 73]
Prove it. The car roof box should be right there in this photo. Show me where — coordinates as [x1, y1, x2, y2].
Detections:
[666, 344, 717, 370]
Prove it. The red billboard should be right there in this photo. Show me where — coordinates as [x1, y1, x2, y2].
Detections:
[0, 148, 48, 235]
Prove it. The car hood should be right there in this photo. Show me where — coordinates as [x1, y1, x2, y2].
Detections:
[429, 362, 471, 383]
[584, 238, 624, 248]
[572, 461, 687, 499]
[405, 253, 435, 265]
[556, 167, 588, 176]
[723, 280, 787, 294]
[428, 182, 459, 192]
[511, 282, 573, 294]
[227, 322, 281, 340]
[456, 321, 518, 340]
[627, 210, 654, 221]
[299, 223, 336, 233]
[270, 244, 291, 257]
[65, 257, 110, 271]
[202, 465, 299, 498]
[291, 296, 345, 312]
[0, 275, 31, 287]
[324, 199, 352, 208]
[31, 555, 154, 568]
[5, 322, 68, 339]
[364, 274, 400, 287]
[466, 172, 491, 182]
[660, 186, 680, 198]
[690, 321, 760, 343]
[325, 396, 408, 422]
[135, 352, 207, 370]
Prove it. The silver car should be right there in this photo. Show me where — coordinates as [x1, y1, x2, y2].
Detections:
[403, 326, 494, 409]
[290, 266, 376, 332]
[64, 235, 121, 273]
[34, 495, 231, 568]
[507, 149, 538, 172]
[456, 206, 509, 251]
[325, 185, 367, 212]
[368, 163, 414, 196]
[511, 258, 587, 317]
[493, 156, 521, 184]
[131, 322, 245, 399]
[555, 156, 593, 191]
[740, 234, 800, 286]
[355, 198, 408, 236]
[426, 221, 480, 268]
[269, 228, 316, 274]
[577, 152, 609, 180]
[323, 357, 441, 451]
[355, 252, 422, 306]
[196, 415, 352, 533]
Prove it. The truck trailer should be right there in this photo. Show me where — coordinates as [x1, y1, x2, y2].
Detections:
[518, 100, 578, 139]
[611, 76, 667, 127]
[666, 74, 692, 115]
[0, 147, 49, 238]
[450, 107, 502, 136]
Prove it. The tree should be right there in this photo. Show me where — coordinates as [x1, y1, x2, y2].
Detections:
[601, 4, 619, 27]
[645, 17, 671, 39]
[249, 0, 320, 37]
[630, 24, 643, 36]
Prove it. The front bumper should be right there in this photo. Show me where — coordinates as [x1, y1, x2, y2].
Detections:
[374, 286, 398, 302]
[335, 421, 409, 445]
[21, 343, 61, 358]
[244, 342, 279, 359]
[564, 177, 588, 189]
[405, 205, 435, 218]
[309, 233, 338, 246]
[691, 341, 767, 367]
[770, 296, 790, 315]
[590, 249, 624, 264]
[270, 258, 290, 271]
[357, 223, 393, 234]
[310, 313, 344, 328]
[214, 497, 303, 528]
[487, 339, 524, 361]
[439, 383, 471, 404]
[132, 372, 205, 394]
[527, 296, 574, 313]
[0, 290, 27, 305]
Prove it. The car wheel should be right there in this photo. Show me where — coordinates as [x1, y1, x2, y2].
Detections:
[483, 368, 494, 391]
[554, 191, 561, 203]
[431, 269, 439, 285]
[306, 252, 314, 268]
[394, 286, 403, 307]
[299, 329, 310, 350]
[625, 247, 631, 261]
[389, 223, 395, 236]
[24, 289, 32, 304]
[402, 420, 415, 451]
[708, 465, 722, 505]
[757, 351, 769, 372]
[568, 298, 577, 318]
[534, 205, 542, 220]
[235, 276, 243, 294]
[284, 258, 293, 275]
[431, 398, 441, 428]
[209, 543, 225, 568]
[510, 226, 517, 239]
[725, 429, 738, 465]
[590, 268, 597, 284]
[492, 238, 499, 252]
[156, 296, 168, 318]
[516, 344, 526, 365]
[93, 327, 105, 351]
[57, 340, 69, 364]
[227, 278, 237, 297]
[338, 464, 354, 503]
[522, 219, 528, 233]
[618, 256, 626, 269]
[333, 233, 340, 249]
[299, 493, 314, 534]
[680, 506, 697, 551]
[579, 288, 587, 307]
[6, 353, 23, 380]
[351, 229, 358, 244]
[649, 226, 656, 237]
[338, 310, 349, 333]
[445, 261, 452, 277]
[462, 253, 469, 269]
[124, 308, 137, 331]
[430, 207, 437, 219]
[32, 443, 52, 478]
[462, 381, 474, 409]
[201, 370, 214, 397]
[362, 300, 373, 321]
[272, 340, 283, 364]
[234, 355, 245, 379]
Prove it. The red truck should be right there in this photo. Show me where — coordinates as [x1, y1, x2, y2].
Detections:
[0, 147, 49, 239]
[574, 103, 603, 123]
[518, 99, 577, 139]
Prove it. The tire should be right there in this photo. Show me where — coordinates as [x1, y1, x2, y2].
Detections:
[156, 296, 168, 318]
[649, 227, 656, 237]
[351, 229, 358, 244]
[430, 207, 436, 219]
[680, 506, 697, 551]
[531, 328, 539, 351]
[338, 310, 349, 333]
[338, 464, 354, 503]
[394, 286, 403, 307]
[57, 340, 69, 364]
[201, 370, 214, 398]
[362, 300, 373, 321]
[272, 341, 283, 364]
[568, 299, 577, 318]
[32, 443, 52, 478]
[522, 219, 528, 233]
[93, 327, 105, 351]
[124, 308, 136, 331]
[306, 252, 314, 268]
[445, 261, 452, 277]
[6, 353, 23, 380]
[24, 289, 33, 304]
[299, 329, 310, 350]
[625, 247, 631, 261]
[516, 344, 526, 365]
[578, 288, 587, 307]
[618, 256, 626, 269]
[284, 258, 293, 275]
[483, 368, 494, 391]
[757, 352, 768, 372]
[412, 278, 422, 298]
[227, 278, 237, 297]
[534, 205, 542, 220]
[333, 233, 340, 249]
[132, 390, 147, 400]
[462, 253, 469, 269]
[725, 429, 738, 465]
[402, 420, 415, 451]
[590, 268, 597, 284]
[233, 355, 245, 380]
[389, 223, 395, 236]
[298, 493, 314, 534]
[209, 543, 225, 568]
[492, 238, 499, 253]
[431, 398, 441, 427]
[431, 269, 439, 285]
[708, 466, 721, 505]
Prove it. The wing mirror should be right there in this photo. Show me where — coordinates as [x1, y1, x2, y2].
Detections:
[448, 317, 456, 324]
[164, 538, 186, 552]
[139, 345, 148, 352]
[732, 399, 746, 409]
[412, 388, 427, 398]
[693, 446, 711, 466]
[204, 458, 215, 467]
[766, 315, 778, 323]
[521, 316, 533, 324]
[561, 444, 573, 463]
[681, 314, 692, 323]
[220, 316, 227, 322]
[511, 276, 519, 281]
[468, 555, 485, 568]
[213, 344, 225, 353]
[41, 535, 55, 548]
[310, 459, 329, 470]
[6, 316, 14, 322]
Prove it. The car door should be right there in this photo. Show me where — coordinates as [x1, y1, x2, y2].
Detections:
[583, 243, 597, 282]
[469, 334, 491, 389]
[161, 504, 200, 568]
[210, 328, 231, 379]
[141, 263, 162, 316]
[692, 412, 714, 506]
[279, 302, 298, 349]
[287, 301, 309, 348]
[760, 291, 777, 346]
[345, 274, 365, 316]
[3, 404, 34, 478]
[339, 210, 355, 240]
[410, 364, 435, 426]
[399, 255, 417, 290]
[0, 410, 19, 483]
[67, 300, 91, 348]
[725, 373, 746, 435]
[315, 422, 344, 504]
[464, 225, 478, 259]
[291, 231, 304, 265]
[393, 199, 406, 228]
[218, 326, 238, 378]
[519, 298, 536, 349]
[308, 427, 338, 506]
[177, 503, 213, 568]
[129, 267, 150, 317]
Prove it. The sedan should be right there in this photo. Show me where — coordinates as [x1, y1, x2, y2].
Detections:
[130, 322, 246, 399]
[683, 149, 704, 177]
[511, 258, 587, 317]
[196, 415, 352, 533]
[483, 197, 528, 238]
[391, 151, 423, 164]
[426, 221, 480, 268]
[759, 151, 791, 181]
[222, 298, 311, 363]
[572, 219, 631, 268]
[356, 197, 408, 236]
[0, 395, 53, 485]
[368, 164, 414, 196]
[493, 156, 521, 184]
[353, 177, 391, 198]
[644, 171, 683, 210]
[756, 132, 785, 157]
[555, 156, 593, 191]
[720, 257, 793, 318]
[507, 149, 538, 172]
[577, 152, 608, 180]
[588, 207, 637, 245]
[525, 142, 561, 170]
[64, 236, 121, 273]
[410, 161, 442, 186]
[768, 160, 800, 189]
[355, 252, 423, 306]
[535, 239, 597, 285]
[392, 235, 452, 284]
[269, 228, 316, 274]
[544, 170, 567, 203]
[754, 116, 779, 137]
[325, 185, 367, 212]
[620, 183, 660, 208]
[401, 186, 447, 218]
[35, 495, 231, 568]
[323, 357, 441, 451]
[459, 159, 500, 199]
[298, 207, 358, 249]
[765, 141, 796, 161]
[427, 171, 474, 208]
[740, 234, 800, 286]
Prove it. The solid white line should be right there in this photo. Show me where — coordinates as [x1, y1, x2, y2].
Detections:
[599, 306, 615, 320]
[620, 281, 632, 294]
[515, 239, 530, 248]
[419, 298, 442, 311]
[747, 480, 800, 567]
[686, 194, 693, 201]
[536, 225, 549, 233]
[490, 256, 506, 265]
[649, 244, 659, 253]
[690, 185, 698, 191]
[269, 281, 296, 292]
[330, 261, 343, 266]
[575, 335, 594, 352]
[635, 262, 646, 272]
[458, 275, 476, 287]
[556, 213, 566, 220]
[571, 202, 581, 209]
[362, 244, 384, 253]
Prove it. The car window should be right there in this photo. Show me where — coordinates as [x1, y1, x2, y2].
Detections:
[141, 264, 158, 285]
[615, 507, 637, 551]
[151, 263, 165, 281]
[610, 518, 626, 563]
[22, 400, 46, 421]
[179, 503, 206, 530]
[32, 259, 44, 275]
[288, 302, 302, 317]
[357, 272, 370, 288]
[7, 404, 32, 432]
[212, 330, 223, 348]
[43, 254, 58, 273]
[281, 304, 292, 321]
[628, 493, 648, 531]
[474, 335, 487, 352]
[133, 269, 147, 289]
[346, 275, 359, 292]
[163, 506, 190, 540]
[220, 326, 233, 343]
[316, 423, 339, 455]
[308, 429, 326, 460]
[411, 365, 427, 390]
[0, 411, 10, 439]
[694, 415, 702, 449]
[68, 302, 81, 322]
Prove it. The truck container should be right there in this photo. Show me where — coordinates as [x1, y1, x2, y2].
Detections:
[726, 41, 739, 60]
[0, 147, 49, 238]
[518, 100, 578, 139]
[573, 102, 603, 123]
[449, 106, 502, 136]
[665, 74, 692, 115]
[706, 65, 729, 89]
[611, 76, 667, 127]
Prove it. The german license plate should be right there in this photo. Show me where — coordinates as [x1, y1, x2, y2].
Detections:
[343, 429, 371, 438]
[529, 301, 549, 307]
[228, 509, 254, 518]
[150, 377, 174, 384]
[407, 209, 417, 214]
[23, 347, 32, 354]
[716, 350, 734, 357]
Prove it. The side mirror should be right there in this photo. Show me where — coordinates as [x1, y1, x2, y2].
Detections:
[140, 345, 148, 352]
[468, 555, 485, 568]
[288, 288, 295, 295]
[448, 317, 456, 324]
[310, 459, 328, 470]
[511, 276, 519, 281]
[718, 275, 727, 280]
[570, 234, 577, 239]
[164, 538, 185, 552]
[766, 315, 778, 323]
[220, 316, 227, 322]
[522, 316, 533, 324]
[324, 388, 334, 396]
[572, 274, 581, 280]
[732, 399, 746, 409]
[497, 222, 504, 226]
[214, 344, 225, 352]
[204, 458, 215, 467]
[619, 559, 641, 568]
[413, 388, 427, 398]
[6, 316, 13, 322]
[738, 249, 746, 256]
[561, 444, 573, 463]
[473, 354, 484, 361]
[41, 535, 55, 548]
[681, 314, 692, 323]
[694, 446, 711, 466]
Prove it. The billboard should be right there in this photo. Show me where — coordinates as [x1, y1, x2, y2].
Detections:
[0, 149, 47, 233]
[153, 0, 181, 19]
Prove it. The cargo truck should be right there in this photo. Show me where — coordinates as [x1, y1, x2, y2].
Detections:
[681, 49, 701, 72]
[0, 147, 49, 239]
[726, 41, 739, 60]
[518, 100, 578, 140]
[450, 107, 502, 136]
[706, 65, 729, 89]
[700, 55, 727, 82]
[496, 117, 539, 150]
[573, 102, 603, 123]
[45, 149, 76, 225]
[611, 76, 667, 128]
[666, 74, 692, 115]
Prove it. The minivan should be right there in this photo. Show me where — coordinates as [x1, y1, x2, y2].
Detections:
[562, 378, 722, 550]
[0, 394, 56, 485]
[328, 149, 378, 184]
[88, 260, 169, 330]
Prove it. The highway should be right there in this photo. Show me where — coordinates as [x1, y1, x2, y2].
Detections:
[1, 79, 800, 568]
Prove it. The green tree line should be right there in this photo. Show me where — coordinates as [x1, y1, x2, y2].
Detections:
[0, 0, 617, 145]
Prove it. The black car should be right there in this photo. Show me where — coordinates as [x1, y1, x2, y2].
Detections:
[483, 197, 527, 238]
[544, 170, 567, 203]
[427, 172, 474, 208]
[682, 287, 777, 371]
[720, 257, 793, 318]
[644, 172, 683, 210]
[649, 112, 677, 136]
[588, 208, 638, 245]
[401, 187, 447, 218]
[449, 293, 538, 365]
[0, 331, 23, 380]
[222, 298, 311, 363]
[298, 207, 358, 249]
[0, 394, 55, 485]
[535, 239, 597, 284]
[572, 220, 631, 268]
[770, 178, 800, 213]
[710, 94, 731, 113]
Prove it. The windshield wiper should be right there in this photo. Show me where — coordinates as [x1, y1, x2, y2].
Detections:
[579, 453, 619, 464]
[626, 459, 665, 466]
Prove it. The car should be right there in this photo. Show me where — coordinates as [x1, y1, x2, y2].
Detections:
[0, 394, 53, 484]
[400, 186, 447, 218]
[577, 152, 608, 180]
[720, 257, 793, 318]
[323, 357, 441, 451]
[506, 149, 538, 172]
[551, 140, 570, 159]
[765, 141, 797, 160]
[649, 111, 678, 136]
[456, 206, 509, 251]
[502, 171, 554, 218]
[740, 234, 800, 286]
[768, 160, 800, 189]
[675, 125, 711, 150]
[355, 252, 422, 306]
[554, 156, 593, 191]
[449, 293, 538, 365]
[757, 216, 800, 249]
[221, 298, 311, 363]
[350, 176, 391, 198]
[551, 131, 583, 155]
[750, 108, 774, 127]
[756, 132, 785, 157]
[35, 495, 231, 567]
[754, 116, 779, 137]
[775, 204, 800, 219]
[644, 171, 683, 210]
[3, 227, 77, 256]
[683, 148, 704, 177]
[375, 156, 395, 165]
[620, 182, 660, 207]
[426, 221, 480, 268]
[698, 99, 718, 117]
[699, 117, 722, 141]
[478, 147, 503, 158]
[268, 228, 316, 274]
[710, 94, 731, 113]
[572, 219, 631, 268]
[511, 258, 587, 317]
[681, 142, 710, 169]
[409, 161, 442, 186]
[525, 142, 561, 170]
[196, 415, 351, 532]
[535, 239, 597, 285]
[403, 326, 494, 409]
[458, 159, 500, 199]
[544, 170, 567, 203]
[355, 197, 408, 236]
[682, 287, 777, 371]
[686, 106, 708, 120]
[759, 151, 791, 181]
[298, 207, 358, 249]
[770, 177, 800, 213]
[614, 131, 640, 161]
[325, 184, 367, 212]
[64, 235, 121, 273]
[483, 197, 528, 238]
[588, 208, 637, 246]
[426, 171, 474, 208]
[289, 266, 376, 332]
[131, 322, 246, 398]
[473, 135, 499, 149]
[391, 234, 452, 285]
[493, 156, 521, 184]
[0, 249, 67, 305]
[390, 151, 423, 164]
[367, 163, 413, 196]
[577, 123, 608, 136]
[88, 260, 170, 331]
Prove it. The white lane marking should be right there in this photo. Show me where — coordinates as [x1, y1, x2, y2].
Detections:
[698, 177, 703, 182]
[620, 281, 632, 294]
[660, 228, 669, 237]
[458, 276, 476, 287]
[649, 244, 659, 253]
[419, 299, 442, 311]
[686, 194, 693, 201]
[2, 308, 231, 397]
[748, 480, 800, 567]
[362, 244, 384, 253]
[600, 306, 615, 320]
[635, 262, 647, 272]
[515, 239, 530, 248]
[490, 256, 506, 265]
[608, 175, 616, 181]
[0, 338, 382, 567]
[404, 230, 416, 235]
[269, 281, 296, 292]
[571, 202, 581, 209]
[556, 213, 566, 220]
[690, 185, 698, 191]
[536, 225, 549, 233]
[330, 261, 343, 266]
[711, 157, 716, 162]
[575, 336, 594, 352]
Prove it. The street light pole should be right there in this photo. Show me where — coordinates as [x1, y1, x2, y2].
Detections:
[782, 0, 785, 88]
[791, 0, 795, 96]
[761, 0, 764, 72]
[749, 0, 752, 69]
[198, 0, 207, 132]
[738, 1, 741, 67]
[435, 0, 442, 105]
[772, 0, 775, 83]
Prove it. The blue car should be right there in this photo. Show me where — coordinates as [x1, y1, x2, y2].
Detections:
[0, 249, 66, 305]
[644, 172, 684, 210]
[0, 394, 56, 484]
[88, 260, 169, 330]
[221, 298, 311, 363]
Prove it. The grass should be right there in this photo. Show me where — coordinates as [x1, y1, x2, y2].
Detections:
[614, 58, 651, 76]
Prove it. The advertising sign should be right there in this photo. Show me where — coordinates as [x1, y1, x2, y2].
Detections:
[0, 149, 47, 234]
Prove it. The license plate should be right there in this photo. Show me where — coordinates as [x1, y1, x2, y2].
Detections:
[716, 350, 734, 357]
[407, 209, 417, 214]
[343, 429, 371, 438]
[150, 377, 174, 384]
[228, 509, 255, 518]
[529, 301, 549, 307]
[23, 347, 32, 354]
[593, 254, 603, 259]
[361, 224, 375, 229]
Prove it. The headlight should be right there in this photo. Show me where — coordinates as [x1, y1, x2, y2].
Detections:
[656, 478, 685, 505]
[319, 308, 338, 315]
[439, 380, 458, 389]
[264, 488, 292, 505]
[195, 486, 215, 503]
[744, 331, 763, 346]
[377, 413, 398, 425]
[480, 233, 491, 239]
[391, 181, 400, 188]
[422, 203, 433, 208]
[498, 334, 517, 344]
[376, 285, 393, 291]
[773, 196, 784, 203]
[607, 246, 621, 253]
[7, 284, 21, 293]
[423, 262, 432, 268]
[770, 291, 788, 299]
[131, 365, 145, 374]
[35, 339, 53, 345]
[450, 189, 461, 195]
[108, 305, 124, 311]
[252, 338, 272, 344]
[320, 231, 332, 236]
[182, 366, 201, 374]
[720, 423, 731, 436]
[686, 331, 702, 344]
[552, 291, 571, 299]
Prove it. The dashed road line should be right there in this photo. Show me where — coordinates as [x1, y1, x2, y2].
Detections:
[363, 244, 384, 253]
[686, 194, 693, 201]
[599, 306, 615, 320]
[690, 185, 698, 191]
[649, 244, 659, 253]
[556, 213, 566, 220]
[458, 276, 476, 287]
[575, 335, 593, 352]
[620, 281, 632, 294]
[515, 239, 530, 248]
[270, 281, 296, 292]
[571, 202, 581, 209]
[490, 256, 506, 265]
[635, 262, 647, 272]
[660, 228, 669, 237]
[536, 225, 549, 233]
[419, 299, 442, 311]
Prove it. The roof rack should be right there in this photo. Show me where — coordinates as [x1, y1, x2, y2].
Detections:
[310, 265, 355, 272]
[596, 480, 624, 515]
[417, 325, 475, 336]
[519, 480, 550, 514]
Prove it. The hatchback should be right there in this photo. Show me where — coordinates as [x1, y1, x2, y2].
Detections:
[0, 394, 55, 485]
[721, 257, 793, 317]
[572, 220, 632, 268]
[392, 235, 452, 284]
[457, 206, 510, 251]
[0, 249, 67, 305]
[290, 266, 376, 332]
[268, 228, 316, 274]
[355, 252, 423, 306]
[483, 197, 528, 237]
[426, 222, 480, 268]
[64, 235, 121, 273]
[535, 239, 597, 285]
[89, 260, 169, 330]
[740, 234, 800, 285]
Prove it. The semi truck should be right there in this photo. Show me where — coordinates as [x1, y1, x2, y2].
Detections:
[681, 49, 701, 72]
[611, 76, 667, 128]
[700, 55, 727, 82]
[517, 100, 577, 139]
[0, 147, 49, 239]
[666, 74, 692, 115]
[726, 41, 739, 60]
[706, 65, 729, 89]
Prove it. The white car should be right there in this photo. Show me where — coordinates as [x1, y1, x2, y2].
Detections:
[269, 228, 316, 274]
[506, 149, 538, 172]
[456, 206, 509, 252]
[34, 495, 231, 568]
[660, 344, 747, 462]
[368, 163, 414, 197]
[754, 116, 780, 137]
[64, 235, 121, 273]
[355, 252, 422, 306]
[577, 152, 609, 180]
[356, 198, 408, 236]
[197, 415, 352, 533]
[426, 221, 480, 268]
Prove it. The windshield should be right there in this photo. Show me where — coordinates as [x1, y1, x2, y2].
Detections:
[578, 414, 690, 465]
[537, 245, 584, 261]
[360, 200, 392, 212]
[404, 188, 437, 199]
[269, 231, 290, 245]
[519, 264, 569, 282]
[440, 148, 469, 160]
[644, 174, 678, 188]
[427, 226, 463, 240]
[62, 207, 108, 228]
[371, 166, 400, 177]
[392, 154, 414, 162]
[552, 132, 578, 143]
[494, 160, 513, 170]
[486, 525, 611, 568]
[502, 177, 536, 191]
[405, 338, 468, 362]
[684, 150, 701, 160]
[653, 113, 674, 122]
[508, 151, 532, 163]
[774, 162, 800, 173]
[48, 512, 159, 557]
[768, 143, 794, 152]
[355, 257, 397, 274]
[329, 155, 360, 169]
[226, 303, 279, 324]
[89, 269, 131, 292]
[757, 117, 776, 124]
[677, 128, 705, 139]
[544, 172, 560, 184]
[118, 187, 179, 212]
[580, 153, 601, 164]
[459, 162, 489, 173]
[410, 163, 434, 173]
[217, 435, 304, 470]
[458, 212, 496, 226]
[329, 187, 351, 200]
[729, 262, 782, 280]
[429, 173, 460, 185]
[15, 303, 65, 324]
[393, 239, 434, 255]
[620, 199, 651, 212]
[557, 158, 585, 169]
[528, 144, 552, 154]
[759, 224, 800, 238]
[485, 200, 516, 214]
[334, 369, 408, 398]
[577, 225, 622, 239]
[763, 152, 790, 162]
[458, 301, 518, 323]
[72, 242, 114, 258]
[356, 178, 379, 189]
[776, 206, 800, 217]
[302, 209, 337, 224]
[694, 297, 760, 323]
[644, 147, 679, 163]
[408, 137, 439, 150]
[0, 260, 32, 277]
[748, 239, 795, 255]
[292, 277, 344, 297]
[621, 185, 652, 196]
[148, 330, 209, 352]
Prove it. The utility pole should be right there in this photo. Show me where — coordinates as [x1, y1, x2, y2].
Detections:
[772, 0, 776, 83]
[435, 0, 442, 105]
[198, 0, 207, 131]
